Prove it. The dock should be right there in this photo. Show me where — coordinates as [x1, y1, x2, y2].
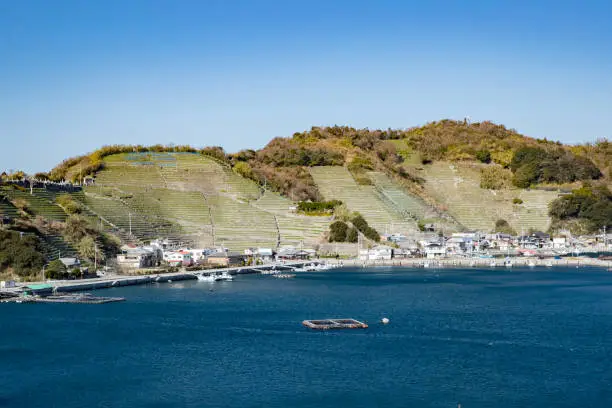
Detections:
[302, 318, 368, 330]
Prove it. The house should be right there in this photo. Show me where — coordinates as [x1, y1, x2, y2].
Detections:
[552, 237, 568, 249]
[207, 252, 246, 267]
[359, 245, 393, 261]
[0, 280, 16, 289]
[423, 242, 446, 259]
[163, 250, 193, 267]
[117, 247, 158, 269]
[277, 247, 311, 260]
[60, 257, 81, 269]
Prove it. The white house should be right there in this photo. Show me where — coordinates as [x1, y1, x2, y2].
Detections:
[359, 245, 393, 261]
[163, 250, 193, 266]
[553, 237, 568, 249]
[423, 243, 446, 259]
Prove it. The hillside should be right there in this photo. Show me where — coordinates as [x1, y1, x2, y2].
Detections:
[73, 152, 330, 250]
[1, 119, 609, 270]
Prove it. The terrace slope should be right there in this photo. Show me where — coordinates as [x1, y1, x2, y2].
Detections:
[81, 152, 331, 250]
[419, 162, 559, 232]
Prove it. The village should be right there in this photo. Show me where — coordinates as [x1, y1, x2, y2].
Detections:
[106, 228, 612, 273]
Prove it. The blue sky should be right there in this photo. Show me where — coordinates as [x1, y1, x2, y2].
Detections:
[1, 0, 611, 173]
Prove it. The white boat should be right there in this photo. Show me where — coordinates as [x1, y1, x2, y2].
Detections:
[505, 261, 512, 268]
[214, 272, 233, 281]
[545, 261, 553, 267]
[197, 274, 215, 282]
[490, 261, 497, 267]
[423, 262, 430, 268]
[528, 261, 536, 268]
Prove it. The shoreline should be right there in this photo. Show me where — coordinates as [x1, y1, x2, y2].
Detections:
[2, 257, 611, 298]
[326, 256, 612, 269]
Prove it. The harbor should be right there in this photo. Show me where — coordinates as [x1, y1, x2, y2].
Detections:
[0, 261, 326, 299]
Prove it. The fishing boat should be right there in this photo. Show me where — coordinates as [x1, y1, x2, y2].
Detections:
[214, 272, 233, 281]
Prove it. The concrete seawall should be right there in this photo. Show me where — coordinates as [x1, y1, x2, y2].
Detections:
[328, 257, 612, 269]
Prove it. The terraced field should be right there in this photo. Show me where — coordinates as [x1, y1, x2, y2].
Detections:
[420, 162, 558, 232]
[207, 196, 278, 250]
[253, 192, 329, 246]
[310, 167, 418, 235]
[74, 153, 328, 250]
[1, 188, 67, 222]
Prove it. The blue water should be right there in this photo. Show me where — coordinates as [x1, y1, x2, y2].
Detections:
[3, 266, 612, 408]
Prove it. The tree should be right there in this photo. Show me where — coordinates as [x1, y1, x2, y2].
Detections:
[346, 227, 358, 243]
[329, 221, 348, 242]
[45, 259, 67, 279]
[77, 236, 97, 261]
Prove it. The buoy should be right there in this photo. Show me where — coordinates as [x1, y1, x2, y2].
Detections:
[381, 317, 390, 325]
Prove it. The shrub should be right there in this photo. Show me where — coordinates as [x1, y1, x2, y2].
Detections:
[347, 156, 374, 173]
[354, 175, 373, 185]
[480, 166, 512, 189]
[475, 150, 491, 163]
[233, 161, 254, 180]
[56, 194, 82, 214]
[494, 219, 516, 235]
[512, 198, 523, 205]
[298, 200, 342, 214]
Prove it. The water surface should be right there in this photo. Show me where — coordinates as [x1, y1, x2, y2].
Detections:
[3, 266, 612, 407]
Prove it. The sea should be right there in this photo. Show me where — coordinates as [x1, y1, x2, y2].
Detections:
[3, 266, 612, 408]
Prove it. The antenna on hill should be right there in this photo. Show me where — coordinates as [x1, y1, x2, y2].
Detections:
[464, 116, 471, 126]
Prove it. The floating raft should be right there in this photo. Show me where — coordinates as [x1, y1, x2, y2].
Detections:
[302, 318, 368, 330]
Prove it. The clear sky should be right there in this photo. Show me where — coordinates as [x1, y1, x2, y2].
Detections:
[1, 0, 611, 173]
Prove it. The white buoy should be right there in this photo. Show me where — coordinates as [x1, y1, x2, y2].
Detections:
[381, 317, 390, 325]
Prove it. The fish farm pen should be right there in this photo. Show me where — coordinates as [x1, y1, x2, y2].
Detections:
[302, 319, 369, 330]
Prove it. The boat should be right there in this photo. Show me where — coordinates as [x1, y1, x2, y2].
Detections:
[423, 262, 430, 268]
[274, 273, 296, 279]
[197, 274, 215, 282]
[214, 272, 233, 281]
[528, 261, 536, 268]
[545, 261, 553, 267]
[490, 261, 497, 267]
